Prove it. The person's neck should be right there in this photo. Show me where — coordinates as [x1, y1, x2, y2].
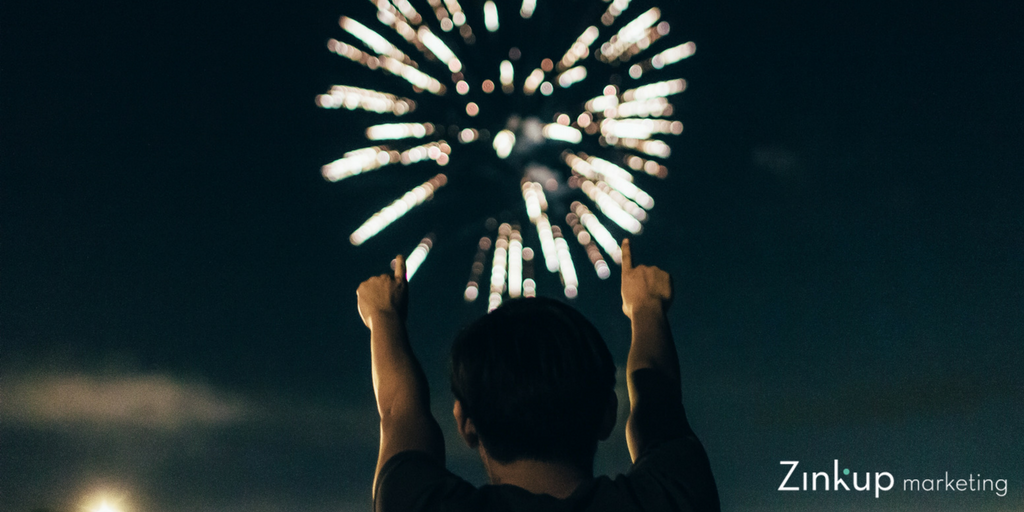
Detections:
[483, 455, 592, 499]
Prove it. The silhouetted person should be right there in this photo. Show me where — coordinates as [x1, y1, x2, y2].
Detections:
[357, 239, 719, 511]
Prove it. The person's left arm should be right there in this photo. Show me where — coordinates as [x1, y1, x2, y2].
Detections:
[357, 255, 445, 497]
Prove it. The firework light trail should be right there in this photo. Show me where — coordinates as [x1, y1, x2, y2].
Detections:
[318, 0, 695, 310]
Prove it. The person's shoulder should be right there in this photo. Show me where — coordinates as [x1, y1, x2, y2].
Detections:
[600, 436, 720, 512]
[375, 451, 477, 512]
[631, 434, 706, 470]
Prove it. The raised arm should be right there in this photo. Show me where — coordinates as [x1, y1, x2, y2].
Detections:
[620, 239, 688, 461]
[357, 255, 444, 495]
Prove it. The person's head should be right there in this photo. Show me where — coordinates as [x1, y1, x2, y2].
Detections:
[450, 297, 617, 469]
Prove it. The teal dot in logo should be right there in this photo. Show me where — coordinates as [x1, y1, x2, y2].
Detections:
[843, 468, 850, 476]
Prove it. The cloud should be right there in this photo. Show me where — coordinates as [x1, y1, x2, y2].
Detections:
[0, 370, 384, 511]
[1, 372, 251, 430]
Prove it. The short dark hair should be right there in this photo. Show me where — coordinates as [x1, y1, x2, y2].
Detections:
[450, 297, 616, 465]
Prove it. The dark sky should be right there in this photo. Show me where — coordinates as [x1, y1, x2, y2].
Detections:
[2, 0, 1023, 511]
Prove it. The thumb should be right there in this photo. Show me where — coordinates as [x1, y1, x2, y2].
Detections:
[620, 238, 633, 272]
[394, 254, 407, 281]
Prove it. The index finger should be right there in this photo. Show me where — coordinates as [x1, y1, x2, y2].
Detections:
[621, 238, 632, 272]
[394, 254, 407, 281]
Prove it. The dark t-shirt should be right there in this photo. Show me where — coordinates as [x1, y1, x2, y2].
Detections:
[374, 435, 720, 512]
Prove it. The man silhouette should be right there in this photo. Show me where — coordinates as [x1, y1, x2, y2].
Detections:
[357, 239, 719, 511]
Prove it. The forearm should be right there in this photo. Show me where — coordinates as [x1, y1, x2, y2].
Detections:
[369, 311, 444, 493]
[625, 303, 686, 461]
[369, 312, 431, 418]
[626, 304, 681, 406]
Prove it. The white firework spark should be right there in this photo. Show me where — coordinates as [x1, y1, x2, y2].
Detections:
[318, 0, 695, 308]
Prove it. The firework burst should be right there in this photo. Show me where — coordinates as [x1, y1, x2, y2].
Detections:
[318, 0, 695, 310]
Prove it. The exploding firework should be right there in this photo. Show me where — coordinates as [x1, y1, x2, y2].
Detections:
[318, 0, 695, 310]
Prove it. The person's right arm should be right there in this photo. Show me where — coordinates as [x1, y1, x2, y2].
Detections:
[357, 255, 445, 498]
[620, 239, 688, 462]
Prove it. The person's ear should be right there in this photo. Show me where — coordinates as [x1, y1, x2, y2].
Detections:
[453, 400, 479, 448]
[598, 391, 618, 441]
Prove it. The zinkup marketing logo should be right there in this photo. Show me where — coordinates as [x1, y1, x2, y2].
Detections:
[779, 460, 1008, 498]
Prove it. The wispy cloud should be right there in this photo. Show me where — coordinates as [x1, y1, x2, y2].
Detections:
[1, 369, 383, 511]
[1, 372, 250, 430]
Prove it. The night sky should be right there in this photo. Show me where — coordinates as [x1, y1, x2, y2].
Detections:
[2, 0, 1022, 511]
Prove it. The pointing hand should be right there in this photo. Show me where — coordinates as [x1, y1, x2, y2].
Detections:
[357, 254, 409, 329]
[620, 239, 672, 319]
